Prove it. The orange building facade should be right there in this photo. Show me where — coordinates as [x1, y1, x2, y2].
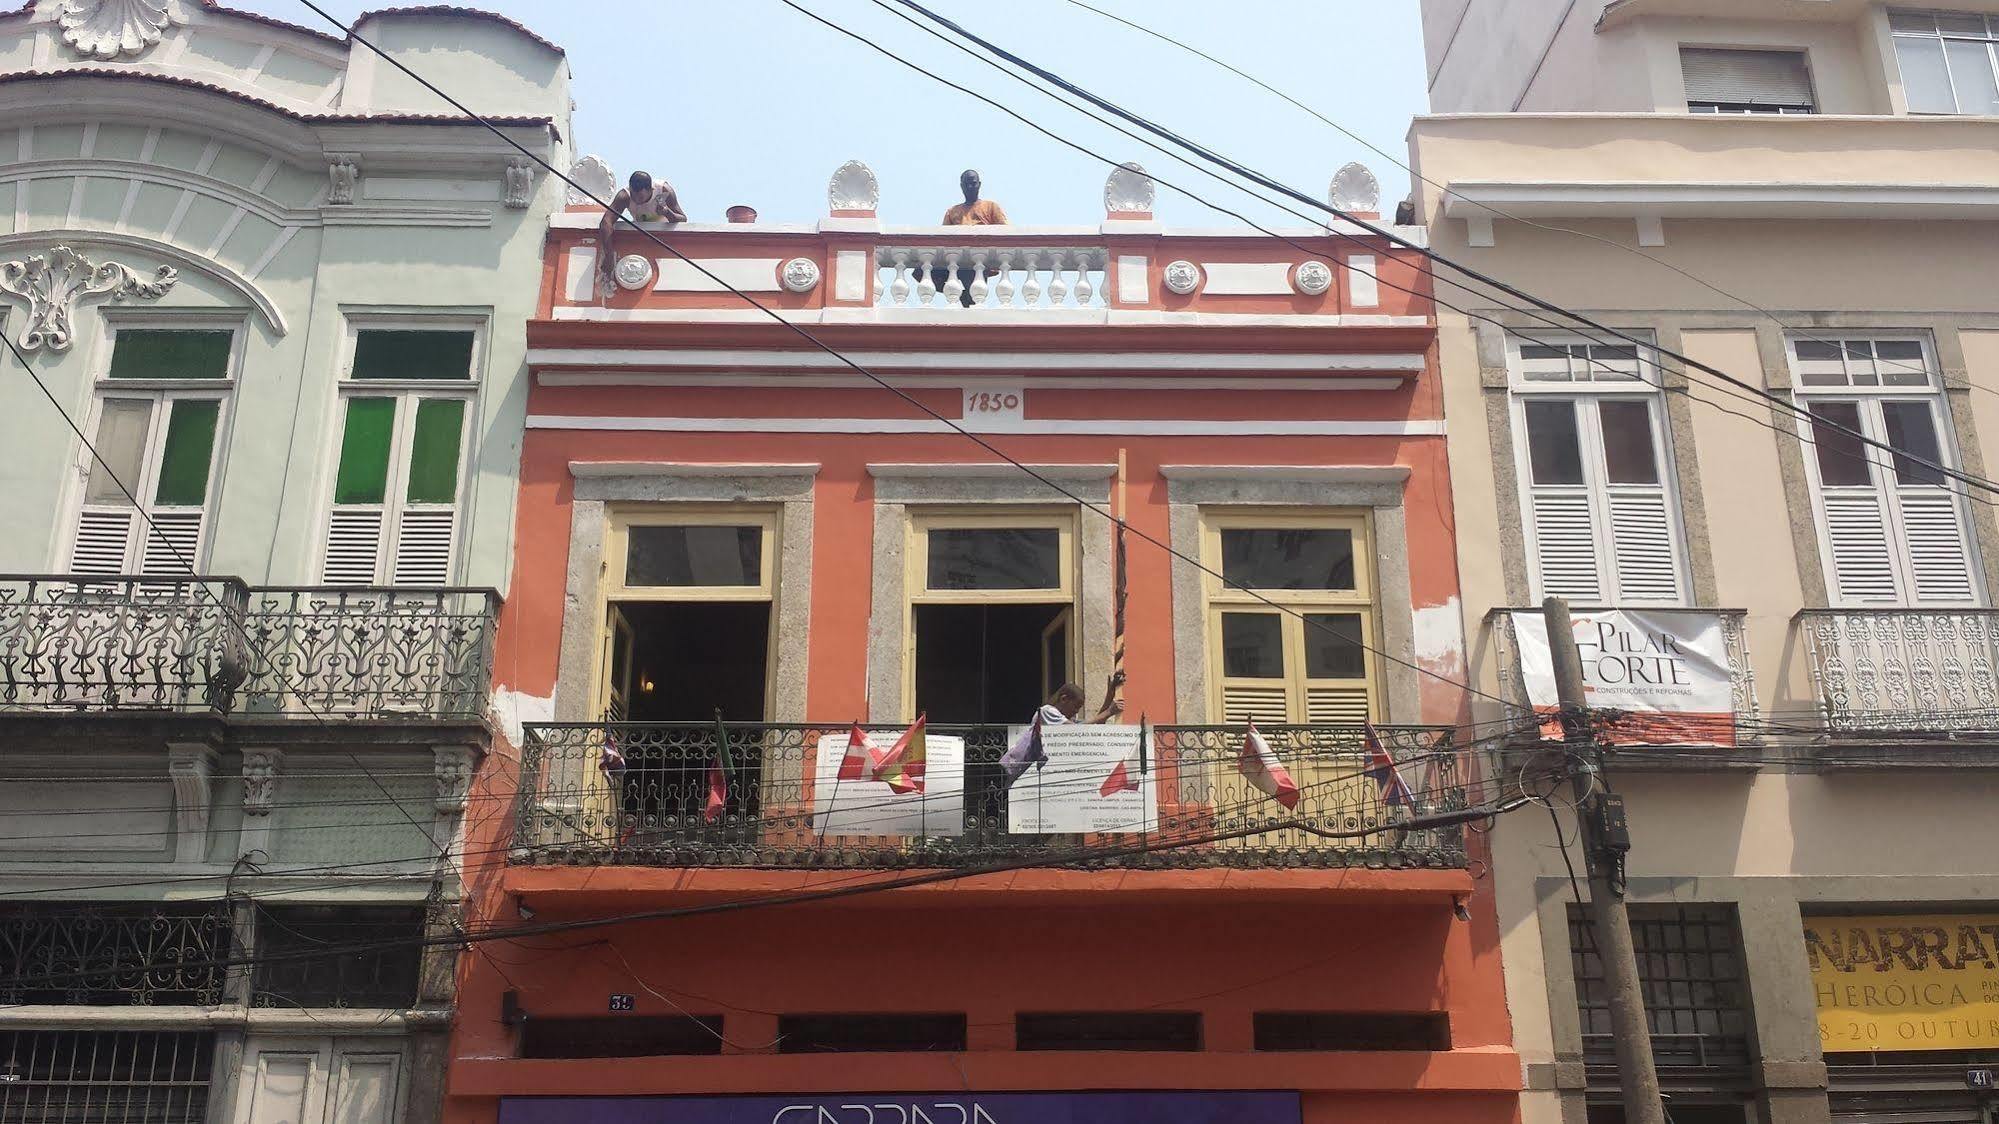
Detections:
[447, 163, 1517, 1124]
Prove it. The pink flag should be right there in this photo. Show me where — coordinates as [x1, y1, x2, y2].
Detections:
[1099, 758, 1138, 797]
[837, 722, 874, 782]
[1237, 721, 1301, 810]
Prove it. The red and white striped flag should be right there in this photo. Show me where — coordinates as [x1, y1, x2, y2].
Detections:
[1237, 721, 1301, 810]
[837, 722, 875, 782]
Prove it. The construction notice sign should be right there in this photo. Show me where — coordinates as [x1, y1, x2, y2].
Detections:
[810, 732, 965, 838]
[1511, 609, 1737, 745]
[1005, 724, 1155, 835]
[1805, 914, 1999, 1052]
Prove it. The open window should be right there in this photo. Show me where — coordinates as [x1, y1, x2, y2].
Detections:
[908, 512, 1077, 725]
[320, 325, 479, 585]
[68, 327, 235, 575]
[1201, 512, 1379, 725]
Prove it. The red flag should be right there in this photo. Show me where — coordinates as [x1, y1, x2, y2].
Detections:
[1099, 758, 1138, 797]
[837, 722, 873, 782]
[703, 759, 727, 823]
[1238, 721, 1301, 810]
[871, 714, 928, 795]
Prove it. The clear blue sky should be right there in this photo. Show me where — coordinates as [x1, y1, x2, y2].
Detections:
[248, 1, 1429, 227]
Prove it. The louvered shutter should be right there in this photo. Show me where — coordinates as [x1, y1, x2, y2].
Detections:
[1531, 491, 1602, 601]
[391, 509, 455, 585]
[1304, 686, 1370, 725]
[70, 508, 136, 574]
[137, 511, 204, 576]
[1822, 492, 1901, 603]
[1897, 490, 1975, 603]
[322, 510, 384, 585]
[1680, 48, 1814, 108]
[1221, 684, 1290, 726]
[1607, 492, 1680, 602]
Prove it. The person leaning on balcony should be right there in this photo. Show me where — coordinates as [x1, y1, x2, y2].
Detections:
[596, 170, 687, 291]
[933, 168, 1008, 306]
[1039, 671, 1125, 726]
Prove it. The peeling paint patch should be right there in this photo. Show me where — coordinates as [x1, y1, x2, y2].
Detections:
[1412, 596, 1468, 679]
[489, 687, 554, 748]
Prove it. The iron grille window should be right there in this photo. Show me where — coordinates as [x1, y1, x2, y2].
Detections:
[519, 1015, 726, 1058]
[1253, 1011, 1451, 1051]
[1570, 904, 1751, 1071]
[0, 904, 230, 1006]
[251, 905, 423, 1009]
[1015, 1012, 1202, 1052]
[0, 1030, 213, 1124]
[777, 1014, 967, 1053]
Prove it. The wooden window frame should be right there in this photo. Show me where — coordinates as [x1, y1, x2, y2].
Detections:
[1198, 508, 1380, 725]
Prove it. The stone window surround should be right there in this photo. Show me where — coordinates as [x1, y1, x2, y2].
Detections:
[1164, 465, 1420, 725]
[553, 463, 817, 724]
[865, 464, 1117, 724]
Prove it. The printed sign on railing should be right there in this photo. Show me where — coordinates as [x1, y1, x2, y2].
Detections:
[1004, 724, 1156, 834]
[810, 731, 965, 837]
[1511, 609, 1737, 745]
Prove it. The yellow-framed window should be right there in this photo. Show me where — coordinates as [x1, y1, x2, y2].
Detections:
[1200, 510, 1380, 725]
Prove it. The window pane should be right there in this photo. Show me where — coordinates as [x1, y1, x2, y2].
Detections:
[1936, 12, 1990, 36]
[351, 329, 475, 380]
[152, 399, 218, 507]
[1896, 37, 1957, 112]
[1875, 340, 1930, 386]
[1807, 401, 1872, 487]
[926, 528, 1061, 591]
[1597, 400, 1662, 485]
[1303, 613, 1366, 680]
[1881, 401, 1947, 487]
[1219, 528, 1356, 591]
[333, 397, 396, 504]
[1220, 613, 1284, 679]
[85, 399, 152, 505]
[108, 330, 231, 380]
[405, 398, 465, 503]
[625, 526, 763, 587]
[1525, 400, 1586, 485]
[1947, 39, 1999, 113]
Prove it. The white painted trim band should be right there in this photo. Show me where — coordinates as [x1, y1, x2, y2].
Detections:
[867, 463, 1118, 479]
[535, 372, 1405, 392]
[528, 415, 1446, 436]
[569, 461, 821, 478]
[1159, 464, 1413, 483]
[547, 308, 1431, 331]
[526, 347, 1427, 372]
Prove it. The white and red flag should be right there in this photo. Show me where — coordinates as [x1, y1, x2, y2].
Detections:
[1237, 721, 1301, 810]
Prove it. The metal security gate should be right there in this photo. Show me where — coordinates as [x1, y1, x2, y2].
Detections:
[0, 1029, 213, 1124]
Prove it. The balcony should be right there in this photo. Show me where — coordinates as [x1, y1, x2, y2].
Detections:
[872, 245, 1108, 311]
[1486, 608, 1759, 745]
[0, 575, 498, 720]
[1798, 609, 1999, 735]
[513, 722, 1469, 871]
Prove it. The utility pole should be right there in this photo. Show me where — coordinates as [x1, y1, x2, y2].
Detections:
[1542, 595, 1665, 1124]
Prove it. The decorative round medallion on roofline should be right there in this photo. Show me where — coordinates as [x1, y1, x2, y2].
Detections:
[1329, 162, 1381, 214]
[566, 155, 616, 208]
[827, 160, 880, 213]
[613, 254, 653, 291]
[781, 258, 822, 294]
[1293, 260, 1333, 296]
[58, 0, 184, 61]
[1104, 162, 1155, 214]
[1162, 260, 1201, 296]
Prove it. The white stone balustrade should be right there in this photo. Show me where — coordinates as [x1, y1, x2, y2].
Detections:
[873, 246, 1109, 310]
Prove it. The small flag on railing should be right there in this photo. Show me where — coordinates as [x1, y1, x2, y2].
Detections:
[1363, 721, 1415, 808]
[871, 714, 928, 795]
[705, 711, 732, 824]
[837, 721, 874, 782]
[599, 733, 625, 775]
[1237, 720, 1301, 810]
[1000, 710, 1045, 785]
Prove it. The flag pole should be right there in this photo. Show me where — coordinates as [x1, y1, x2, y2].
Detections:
[1113, 447, 1128, 722]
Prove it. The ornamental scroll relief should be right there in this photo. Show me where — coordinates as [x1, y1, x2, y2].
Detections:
[0, 245, 179, 352]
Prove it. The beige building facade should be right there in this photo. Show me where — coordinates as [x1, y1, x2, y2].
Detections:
[1416, 4, 1999, 1124]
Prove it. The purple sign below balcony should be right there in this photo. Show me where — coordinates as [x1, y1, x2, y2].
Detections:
[499, 1092, 1302, 1124]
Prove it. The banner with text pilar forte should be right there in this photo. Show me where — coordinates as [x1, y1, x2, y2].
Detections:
[1511, 610, 1737, 746]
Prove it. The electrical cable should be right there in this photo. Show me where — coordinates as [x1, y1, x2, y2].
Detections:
[882, 0, 1999, 502]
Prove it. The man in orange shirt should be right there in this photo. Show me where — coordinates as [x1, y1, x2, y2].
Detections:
[934, 169, 1007, 305]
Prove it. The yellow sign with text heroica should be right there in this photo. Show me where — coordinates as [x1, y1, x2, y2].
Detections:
[1806, 914, 1999, 1052]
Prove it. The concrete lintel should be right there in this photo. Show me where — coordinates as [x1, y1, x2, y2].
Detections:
[1159, 464, 1412, 484]
[866, 462, 1117, 480]
[569, 461, 821, 479]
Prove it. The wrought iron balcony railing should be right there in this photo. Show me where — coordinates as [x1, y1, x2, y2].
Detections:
[0, 575, 498, 720]
[1798, 608, 1999, 734]
[1485, 607, 1759, 743]
[514, 722, 1469, 871]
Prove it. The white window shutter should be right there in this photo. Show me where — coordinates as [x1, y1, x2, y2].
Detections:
[1607, 492, 1680, 602]
[322, 509, 385, 585]
[1898, 491, 1976, 604]
[70, 508, 136, 575]
[1221, 684, 1290, 726]
[137, 511, 204, 576]
[1822, 493, 1901, 603]
[391, 508, 455, 585]
[1531, 491, 1602, 601]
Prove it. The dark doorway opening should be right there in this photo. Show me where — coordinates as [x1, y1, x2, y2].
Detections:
[913, 602, 1069, 725]
[615, 600, 769, 723]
